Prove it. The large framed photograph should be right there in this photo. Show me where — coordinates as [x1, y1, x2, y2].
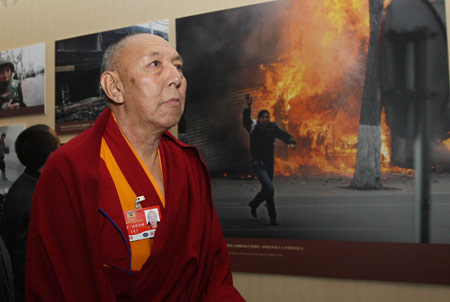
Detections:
[55, 21, 169, 135]
[0, 43, 45, 117]
[176, 0, 450, 284]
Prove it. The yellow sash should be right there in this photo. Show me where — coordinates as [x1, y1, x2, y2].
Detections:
[100, 132, 165, 271]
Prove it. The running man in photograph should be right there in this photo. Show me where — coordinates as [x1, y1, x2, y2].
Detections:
[243, 94, 296, 226]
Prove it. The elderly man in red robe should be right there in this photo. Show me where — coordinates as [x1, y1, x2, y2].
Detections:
[26, 33, 245, 302]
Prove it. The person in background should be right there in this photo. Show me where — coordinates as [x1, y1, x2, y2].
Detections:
[0, 133, 10, 181]
[0, 124, 60, 302]
[243, 94, 296, 226]
[0, 60, 25, 110]
[26, 33, 244, 301]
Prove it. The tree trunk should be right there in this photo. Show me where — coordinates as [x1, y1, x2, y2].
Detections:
[351, 0, 384, 189]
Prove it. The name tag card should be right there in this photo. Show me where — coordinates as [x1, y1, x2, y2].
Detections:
[123, 206, 161, 242]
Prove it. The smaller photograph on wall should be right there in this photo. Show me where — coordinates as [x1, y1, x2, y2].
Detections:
[55, 20, 169, 135]
[0, 124, 26, 194]
[0, 43, 46, 118]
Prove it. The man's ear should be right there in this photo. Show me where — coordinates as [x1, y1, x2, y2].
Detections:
[100, 71, 124, 104]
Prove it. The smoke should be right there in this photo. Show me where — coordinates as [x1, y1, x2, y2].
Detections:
[177, 2, 286, 176]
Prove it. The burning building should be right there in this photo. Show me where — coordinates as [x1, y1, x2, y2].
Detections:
[177, 0, 449, 179]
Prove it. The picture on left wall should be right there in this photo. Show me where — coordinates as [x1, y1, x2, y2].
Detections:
[0, 43, 45, 118]
[0, 124, 26, 193]
[55, 20, 169, 135]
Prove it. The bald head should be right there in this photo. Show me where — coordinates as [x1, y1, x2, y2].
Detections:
[101, 33, 169, 75]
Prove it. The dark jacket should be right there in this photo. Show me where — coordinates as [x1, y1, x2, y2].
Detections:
[243, 108, 296, 161]
[0, 234, 14, 302]
[0, 79, 25, 109]
[0, 168, 40, 302]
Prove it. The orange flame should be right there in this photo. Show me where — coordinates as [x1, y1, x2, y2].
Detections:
[381, 107, 392, 167]
[384, 0, 393, 9]
[444, 135, 450, 151]
[254, 0, 408, 177]
[254, 0, 369, 176]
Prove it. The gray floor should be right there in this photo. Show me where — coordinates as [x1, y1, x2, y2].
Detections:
[213, 176, 450, 244]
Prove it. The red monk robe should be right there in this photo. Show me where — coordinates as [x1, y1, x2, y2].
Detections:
[26, 108, 244, 301]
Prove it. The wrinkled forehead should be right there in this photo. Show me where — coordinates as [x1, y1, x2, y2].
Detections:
[122, 34, 181, 61]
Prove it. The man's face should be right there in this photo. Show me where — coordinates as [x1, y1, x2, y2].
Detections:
[258, 113, 270, 126]
[0, 66, 12, 82]
[148, 211, 158, 228]
[115, 34, 187, 132]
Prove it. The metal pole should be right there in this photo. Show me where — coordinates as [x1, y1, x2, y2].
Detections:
[413, 32, 431, 243]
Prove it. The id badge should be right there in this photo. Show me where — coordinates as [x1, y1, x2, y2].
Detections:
[123, 206, 161, 242]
